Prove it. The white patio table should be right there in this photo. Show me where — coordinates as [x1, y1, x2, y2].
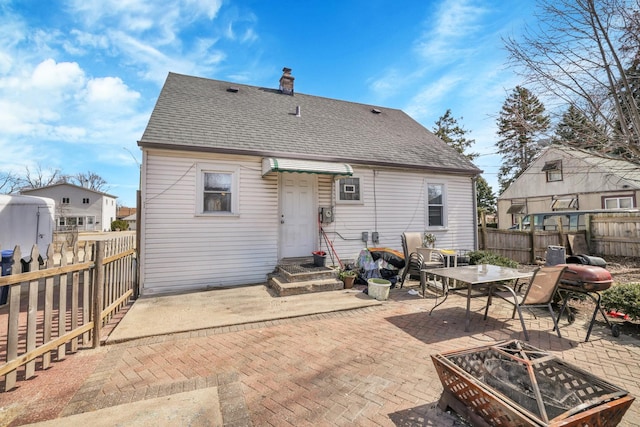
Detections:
[420, 264, 534, 332]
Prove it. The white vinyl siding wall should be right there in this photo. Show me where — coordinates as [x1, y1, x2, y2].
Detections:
[140, 152, 477, 294]
[323, 168, 476, 262]
[140, 150, 278, 295]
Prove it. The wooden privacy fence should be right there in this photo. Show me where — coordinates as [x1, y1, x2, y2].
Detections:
[479, 212, 640, 263]
[0, 235, 136, 392]
[478, 227, 573, 264]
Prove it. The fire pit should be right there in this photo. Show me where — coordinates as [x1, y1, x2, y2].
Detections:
[432, 340, 634, 426]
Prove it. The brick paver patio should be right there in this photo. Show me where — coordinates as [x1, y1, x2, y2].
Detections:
[2, 285, 639, 426]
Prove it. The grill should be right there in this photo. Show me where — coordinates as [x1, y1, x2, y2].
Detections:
[557, 264, 616, 341]
[559, 264, 613, 292]
[432, 340, 634, 426]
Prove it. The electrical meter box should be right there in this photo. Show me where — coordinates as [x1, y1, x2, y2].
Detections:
[319, 207, 334, 223]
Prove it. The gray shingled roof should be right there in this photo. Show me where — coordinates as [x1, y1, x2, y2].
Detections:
[21, 182, 118, 199]
[139, 72, 481, 174]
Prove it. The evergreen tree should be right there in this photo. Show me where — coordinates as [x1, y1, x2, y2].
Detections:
[433, 109, 478, 161]
[496, 86, 550, 193]
[476, 176, 496, 215]
[554, 104, 608, 151]
[433, 109, 491, 211]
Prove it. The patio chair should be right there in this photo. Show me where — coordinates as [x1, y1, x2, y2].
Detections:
[401, 232, 421, 286]
[483, 265, 567, 341]
[400, 232, 444, 287]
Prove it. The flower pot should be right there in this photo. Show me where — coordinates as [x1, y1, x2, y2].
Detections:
[342, 275, 356, 289]
[367, 278, 391, 301]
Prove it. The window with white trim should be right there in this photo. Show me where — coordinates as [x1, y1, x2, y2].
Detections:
[197, 164, 239, 215]
[604, 197, 633, 209]
[426, 183, 445, 227]
[336, 177, 361, 203]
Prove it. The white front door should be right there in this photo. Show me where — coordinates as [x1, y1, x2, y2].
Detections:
[279, 173, 317, 258]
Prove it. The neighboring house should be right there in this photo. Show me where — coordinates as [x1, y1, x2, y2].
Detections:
[121, 213, 137, 231]
[117, 206, 136, 220]
[137, 69, 481, 295]
[497, 145, 640, 229]
[21, 183, 118, 232]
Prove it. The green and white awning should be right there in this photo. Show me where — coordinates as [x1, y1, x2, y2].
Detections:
[262, 158, 353, 177]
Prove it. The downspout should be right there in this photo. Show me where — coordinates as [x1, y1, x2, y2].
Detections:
[472, 175, 478, 251]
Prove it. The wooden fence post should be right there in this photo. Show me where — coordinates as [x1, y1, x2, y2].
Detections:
[480, 212, 488, 251]
[92, 241, 104, 348]
[529, 228, 536, 264]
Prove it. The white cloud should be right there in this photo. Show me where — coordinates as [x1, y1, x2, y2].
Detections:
[31, 59, 85, 91]
[85, 76, 140, 104]
[414, 0, 488, 61]
[405, 74, 463, 120]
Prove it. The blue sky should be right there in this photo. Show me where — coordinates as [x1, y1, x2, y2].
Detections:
[0, 0, 536, 207]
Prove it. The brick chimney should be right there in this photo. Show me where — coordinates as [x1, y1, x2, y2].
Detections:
[279, 67, 294, 95]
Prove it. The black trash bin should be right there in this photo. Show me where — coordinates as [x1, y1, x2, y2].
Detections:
[1, 249, 13, 305]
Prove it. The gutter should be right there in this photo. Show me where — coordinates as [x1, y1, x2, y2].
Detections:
[137, 141, 483, 176]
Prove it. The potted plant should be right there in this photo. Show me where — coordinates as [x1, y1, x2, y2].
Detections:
[423, 232, 436, 248]
[338, 269, 357, 289]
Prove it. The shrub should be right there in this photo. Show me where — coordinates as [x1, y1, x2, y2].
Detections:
[601, 283, 640, 321]
[111, 219, 129, 231]
[467, 251, 519, 268]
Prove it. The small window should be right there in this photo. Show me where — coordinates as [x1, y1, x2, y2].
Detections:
[197, 164, 239, 215]
[82, 198, 90, 204]
[337, 177, 361, 203]
[204, 173, 232, 212]
[62, 197, 70, 204]
[543, 160, 562, 182]
[426, 183, 445, 227]
[87, 217, 95, 225]
[604, 197, 634, 209]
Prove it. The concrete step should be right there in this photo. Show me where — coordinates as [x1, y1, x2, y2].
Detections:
[268, 275, 344, 297]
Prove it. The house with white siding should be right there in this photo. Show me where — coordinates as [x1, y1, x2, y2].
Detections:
[497, 145, 640, 229]
[137, 69, 482, 295]
[22, 183, 118, 232]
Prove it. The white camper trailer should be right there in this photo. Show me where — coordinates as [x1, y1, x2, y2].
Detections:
[0, 194, 55, 257]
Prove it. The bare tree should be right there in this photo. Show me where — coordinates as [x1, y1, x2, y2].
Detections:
[21, 165, 66, 189]
[0, 171, 20, 194]
[504, 0, 640, 159]
[71, 171, 109, 192]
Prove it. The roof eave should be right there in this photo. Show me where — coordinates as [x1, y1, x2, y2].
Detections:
[137, 141, 482, 176]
